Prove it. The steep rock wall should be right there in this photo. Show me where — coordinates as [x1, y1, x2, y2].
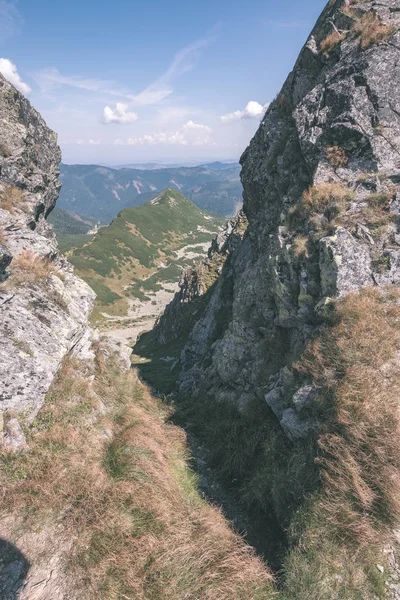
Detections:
[161, 0, 400, 437]
[0, 73, 95, 438]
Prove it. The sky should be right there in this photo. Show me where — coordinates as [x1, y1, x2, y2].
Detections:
[0, 0, 325, 165]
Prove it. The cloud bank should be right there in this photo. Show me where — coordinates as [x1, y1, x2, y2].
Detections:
[114, 121, 213, 147]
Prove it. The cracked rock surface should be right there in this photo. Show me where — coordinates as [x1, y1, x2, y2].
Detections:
[0, 72, 95, 430]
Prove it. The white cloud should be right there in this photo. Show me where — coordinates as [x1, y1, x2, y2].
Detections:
[89, 139, 101, 145]
[115, 120, 213, 147]
[103, 103, 138, 124]
[221, 101, 269, 123]
[0, 58, 31, 95]
[0, 1, 22, 43]
[75, 139, 84, 145]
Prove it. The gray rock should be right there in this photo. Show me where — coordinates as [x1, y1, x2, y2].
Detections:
[0, 73, 95, 421]
[2, 418, 29, 453]
[280, 409, 312, 441]
[292, 385, 317, 412]
[155, 0, 400, 444]
[319, 228, 373, 297]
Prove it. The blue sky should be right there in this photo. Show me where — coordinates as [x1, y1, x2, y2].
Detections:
[0, 0, 324, 165]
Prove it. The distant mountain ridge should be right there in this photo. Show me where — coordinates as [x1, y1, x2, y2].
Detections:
[58, 161, 242, 222]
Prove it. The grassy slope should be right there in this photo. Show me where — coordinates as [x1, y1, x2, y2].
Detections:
[67, 189, 224, 319]
[0, 349, 275, 600]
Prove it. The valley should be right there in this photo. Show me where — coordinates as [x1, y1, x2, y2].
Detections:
[62, 188, 224, 345]
[2, 1, 400, 599]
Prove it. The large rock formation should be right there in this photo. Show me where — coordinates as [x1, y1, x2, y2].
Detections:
[160, 0, 400, 439]
[0, 73, 95, 442]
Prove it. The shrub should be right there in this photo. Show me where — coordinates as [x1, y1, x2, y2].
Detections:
[353, 11, 396, 49]
[0, 185, 28, 214]
[9, 250, 55, 286]
[325, 145, 348, 167]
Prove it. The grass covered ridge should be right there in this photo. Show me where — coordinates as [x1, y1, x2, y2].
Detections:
[0, 348, 274, 600]
[66, 189, 224, 319]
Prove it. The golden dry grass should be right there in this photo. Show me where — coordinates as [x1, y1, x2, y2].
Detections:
[292, 235, 309, 258]
[297, 287, 400, 545]
[0, 352, 275, 600]
[353, 11, 396, 49]
[289, 182, 355, 232]
[8, 250, 55, 286]
[0, 185, 28, 214]
[320, 30, 346, 55]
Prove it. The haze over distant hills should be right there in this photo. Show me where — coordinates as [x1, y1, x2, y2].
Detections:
[57, 161, 242, 223]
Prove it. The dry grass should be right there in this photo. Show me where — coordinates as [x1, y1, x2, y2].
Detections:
[325, 145, 348, 168]
[8, 250, 55, 286]
[320, 30, 346, 55]
[0, 185, 28, 214]
[353, 11, 396, 49]
[292, 235, 309, 258]
[0, 352, 275, 600]
[289, 182, 355, 232]
[297, 287, 400, 545]
[0, 227, 6, 246]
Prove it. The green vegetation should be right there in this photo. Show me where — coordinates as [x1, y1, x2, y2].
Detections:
[67, 189, 224, 319]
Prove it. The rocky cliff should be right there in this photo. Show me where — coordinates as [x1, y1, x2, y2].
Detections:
[152, 1, 400, 595]
[164, 0, 400, 433]
[0, 73, 95, 448]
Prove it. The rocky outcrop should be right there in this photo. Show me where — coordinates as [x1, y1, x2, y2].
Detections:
[0, 73, 95, 445]
[159, 0, 400, 441]
[156, 211, 247, 346]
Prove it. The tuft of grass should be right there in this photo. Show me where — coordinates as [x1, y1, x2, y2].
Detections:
[0, 185, 28, 214]
[325, 145, 348, 168]
[0, 352, 275, 600]
[292, 235, 309, 258]
[353, 11, 397, 49]
[320, 30, 346, 55]
[289, 182, 355, 232]
[8, 250, 56, 286]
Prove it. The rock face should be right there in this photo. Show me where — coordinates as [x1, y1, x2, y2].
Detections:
[159, 0, 400, 440]
[0, 73, 95, 439]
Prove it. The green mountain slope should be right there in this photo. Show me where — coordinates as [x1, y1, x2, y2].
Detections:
[67, 189, 224, 322]
[58, 162, 242, 222]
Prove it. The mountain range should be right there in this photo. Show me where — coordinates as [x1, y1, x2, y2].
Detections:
[57, 161, 242, 223]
